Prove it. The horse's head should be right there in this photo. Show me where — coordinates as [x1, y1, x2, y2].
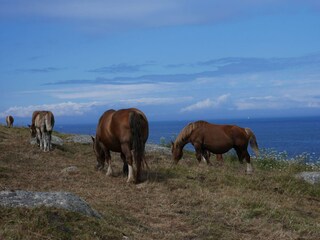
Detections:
[91, 136, 105, 170]
[171, 141, 183, 164]
[28, 124, 36, 138]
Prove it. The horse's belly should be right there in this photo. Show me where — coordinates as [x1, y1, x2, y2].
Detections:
[205, 142, 233, 154]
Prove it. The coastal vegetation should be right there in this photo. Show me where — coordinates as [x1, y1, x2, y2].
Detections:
[0, 125, 320, 239]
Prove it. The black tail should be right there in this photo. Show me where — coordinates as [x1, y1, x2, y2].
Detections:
[130, 111, 146, 182]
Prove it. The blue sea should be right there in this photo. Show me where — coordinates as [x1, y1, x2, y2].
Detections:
[55, 116, 320, 162]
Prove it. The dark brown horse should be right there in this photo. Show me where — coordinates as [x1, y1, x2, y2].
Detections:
[6, 115, 14, 128]
[171, 121, 259, 173]
[28, 111, 55, 152]
[92, 108, 149, 183]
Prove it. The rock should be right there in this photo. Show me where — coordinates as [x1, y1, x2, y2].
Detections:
[51, 135, 64, 146]
[65, 135, 93, 144]
[0, 190, 101, 218]
[61, 166, 80, 175]
[30, 135, 64, 146]
[145, 143, 171, 155]
[295, 172, 320, 185]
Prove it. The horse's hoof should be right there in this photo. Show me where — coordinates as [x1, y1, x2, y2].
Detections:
[126, 177, 135, 183]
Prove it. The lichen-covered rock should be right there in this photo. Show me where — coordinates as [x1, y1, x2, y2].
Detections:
[61, 166, 80, 175]
[145, 144, 171, 155]
[51, 135, 64, 146]
[65, 135, 93, 144]
[295, 172, 320, 185]
[30, 135, 64, 146]
[0, 190, 101, 218]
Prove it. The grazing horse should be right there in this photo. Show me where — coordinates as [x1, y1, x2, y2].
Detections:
[92, 108, 149, 183]
[171, 121, 259, 174]
[29, 111, 55, 152]
[5, 115, 14, 128]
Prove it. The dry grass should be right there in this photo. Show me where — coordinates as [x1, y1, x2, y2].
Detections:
[0, 125, 320, 239]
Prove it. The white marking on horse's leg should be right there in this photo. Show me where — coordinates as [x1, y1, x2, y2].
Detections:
[127, 164, 134, 182]
[43, 133, 48, 152]
[246, 163, 253, 174]
[49, 134, 52, 150]
[201, 155, 207, 164]
[39, 136, 43, 150]
[106, 164, 113, 176]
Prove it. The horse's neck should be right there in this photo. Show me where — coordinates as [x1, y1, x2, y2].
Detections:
[96, 139, 105, 154]
[176, 137, 189, 150]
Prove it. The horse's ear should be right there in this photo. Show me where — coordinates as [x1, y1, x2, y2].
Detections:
[170, 141, 174, 148]
[91, 136, 95, 143]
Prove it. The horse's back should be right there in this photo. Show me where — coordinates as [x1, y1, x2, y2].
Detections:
[32, 111, 54, 131]
[191, 122, 249, 153]
[45, 111, 55, 131]
[109, 108, 148, 136]
[96, 108, 148, 151]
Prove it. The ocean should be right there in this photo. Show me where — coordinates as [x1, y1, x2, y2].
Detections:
[55, 116, 320, 162]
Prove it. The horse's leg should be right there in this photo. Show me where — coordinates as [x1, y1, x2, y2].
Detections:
[48, 131, 52, 151]
[121, 144, 135, 183]
[43, 132, 47, 151]
[105, 150, 113, 176]
[216, 154, 224, 165]
[202, 149, 213, 166]
[36, 128, 43, 150]
[235, 148, 253, 174]
[121, 152, 129, 176]
[44, 131, 49, 152]
[244, 150, 253, 174]
[193, 143, 203, 164]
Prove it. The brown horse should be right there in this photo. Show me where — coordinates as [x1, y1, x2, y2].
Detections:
[28, 111, 55, 152]
[171, 121, 259, 173]
[6, 115, 14, 128]
[92, 108, 149, 183]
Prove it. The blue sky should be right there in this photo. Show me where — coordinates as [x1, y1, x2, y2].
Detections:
[1, 0, 320, 124]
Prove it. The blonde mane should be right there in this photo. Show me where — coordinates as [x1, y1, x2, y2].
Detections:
[175, 121, 208, 146]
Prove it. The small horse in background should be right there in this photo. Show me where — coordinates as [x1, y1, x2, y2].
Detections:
[171, 121, 259, 174]
[6, 115, 14, 128]
[29, 111, 55, 152]
[92, 108, 149, 183]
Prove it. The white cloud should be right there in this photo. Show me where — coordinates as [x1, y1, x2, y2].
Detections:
[234, 94, 320, 110]
[23, 84, 162, 100]
[120, 97, 192, 105]
[180, 94, 230, 112]
[0, 101, 100, 118]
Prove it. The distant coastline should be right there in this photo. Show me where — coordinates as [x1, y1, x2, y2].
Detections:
[2, 116, 320, 162]
[52, 116, 320, 162]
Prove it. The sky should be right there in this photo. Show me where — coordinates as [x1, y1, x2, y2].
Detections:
[1, 0, 320, 124]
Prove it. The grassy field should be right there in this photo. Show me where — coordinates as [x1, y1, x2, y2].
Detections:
[0, 125, 320, 240]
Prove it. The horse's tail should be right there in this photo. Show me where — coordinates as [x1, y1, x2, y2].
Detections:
[245, 128, 259, 157]
[45, 111, 55, 132]
[129, 111, 147, 182]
